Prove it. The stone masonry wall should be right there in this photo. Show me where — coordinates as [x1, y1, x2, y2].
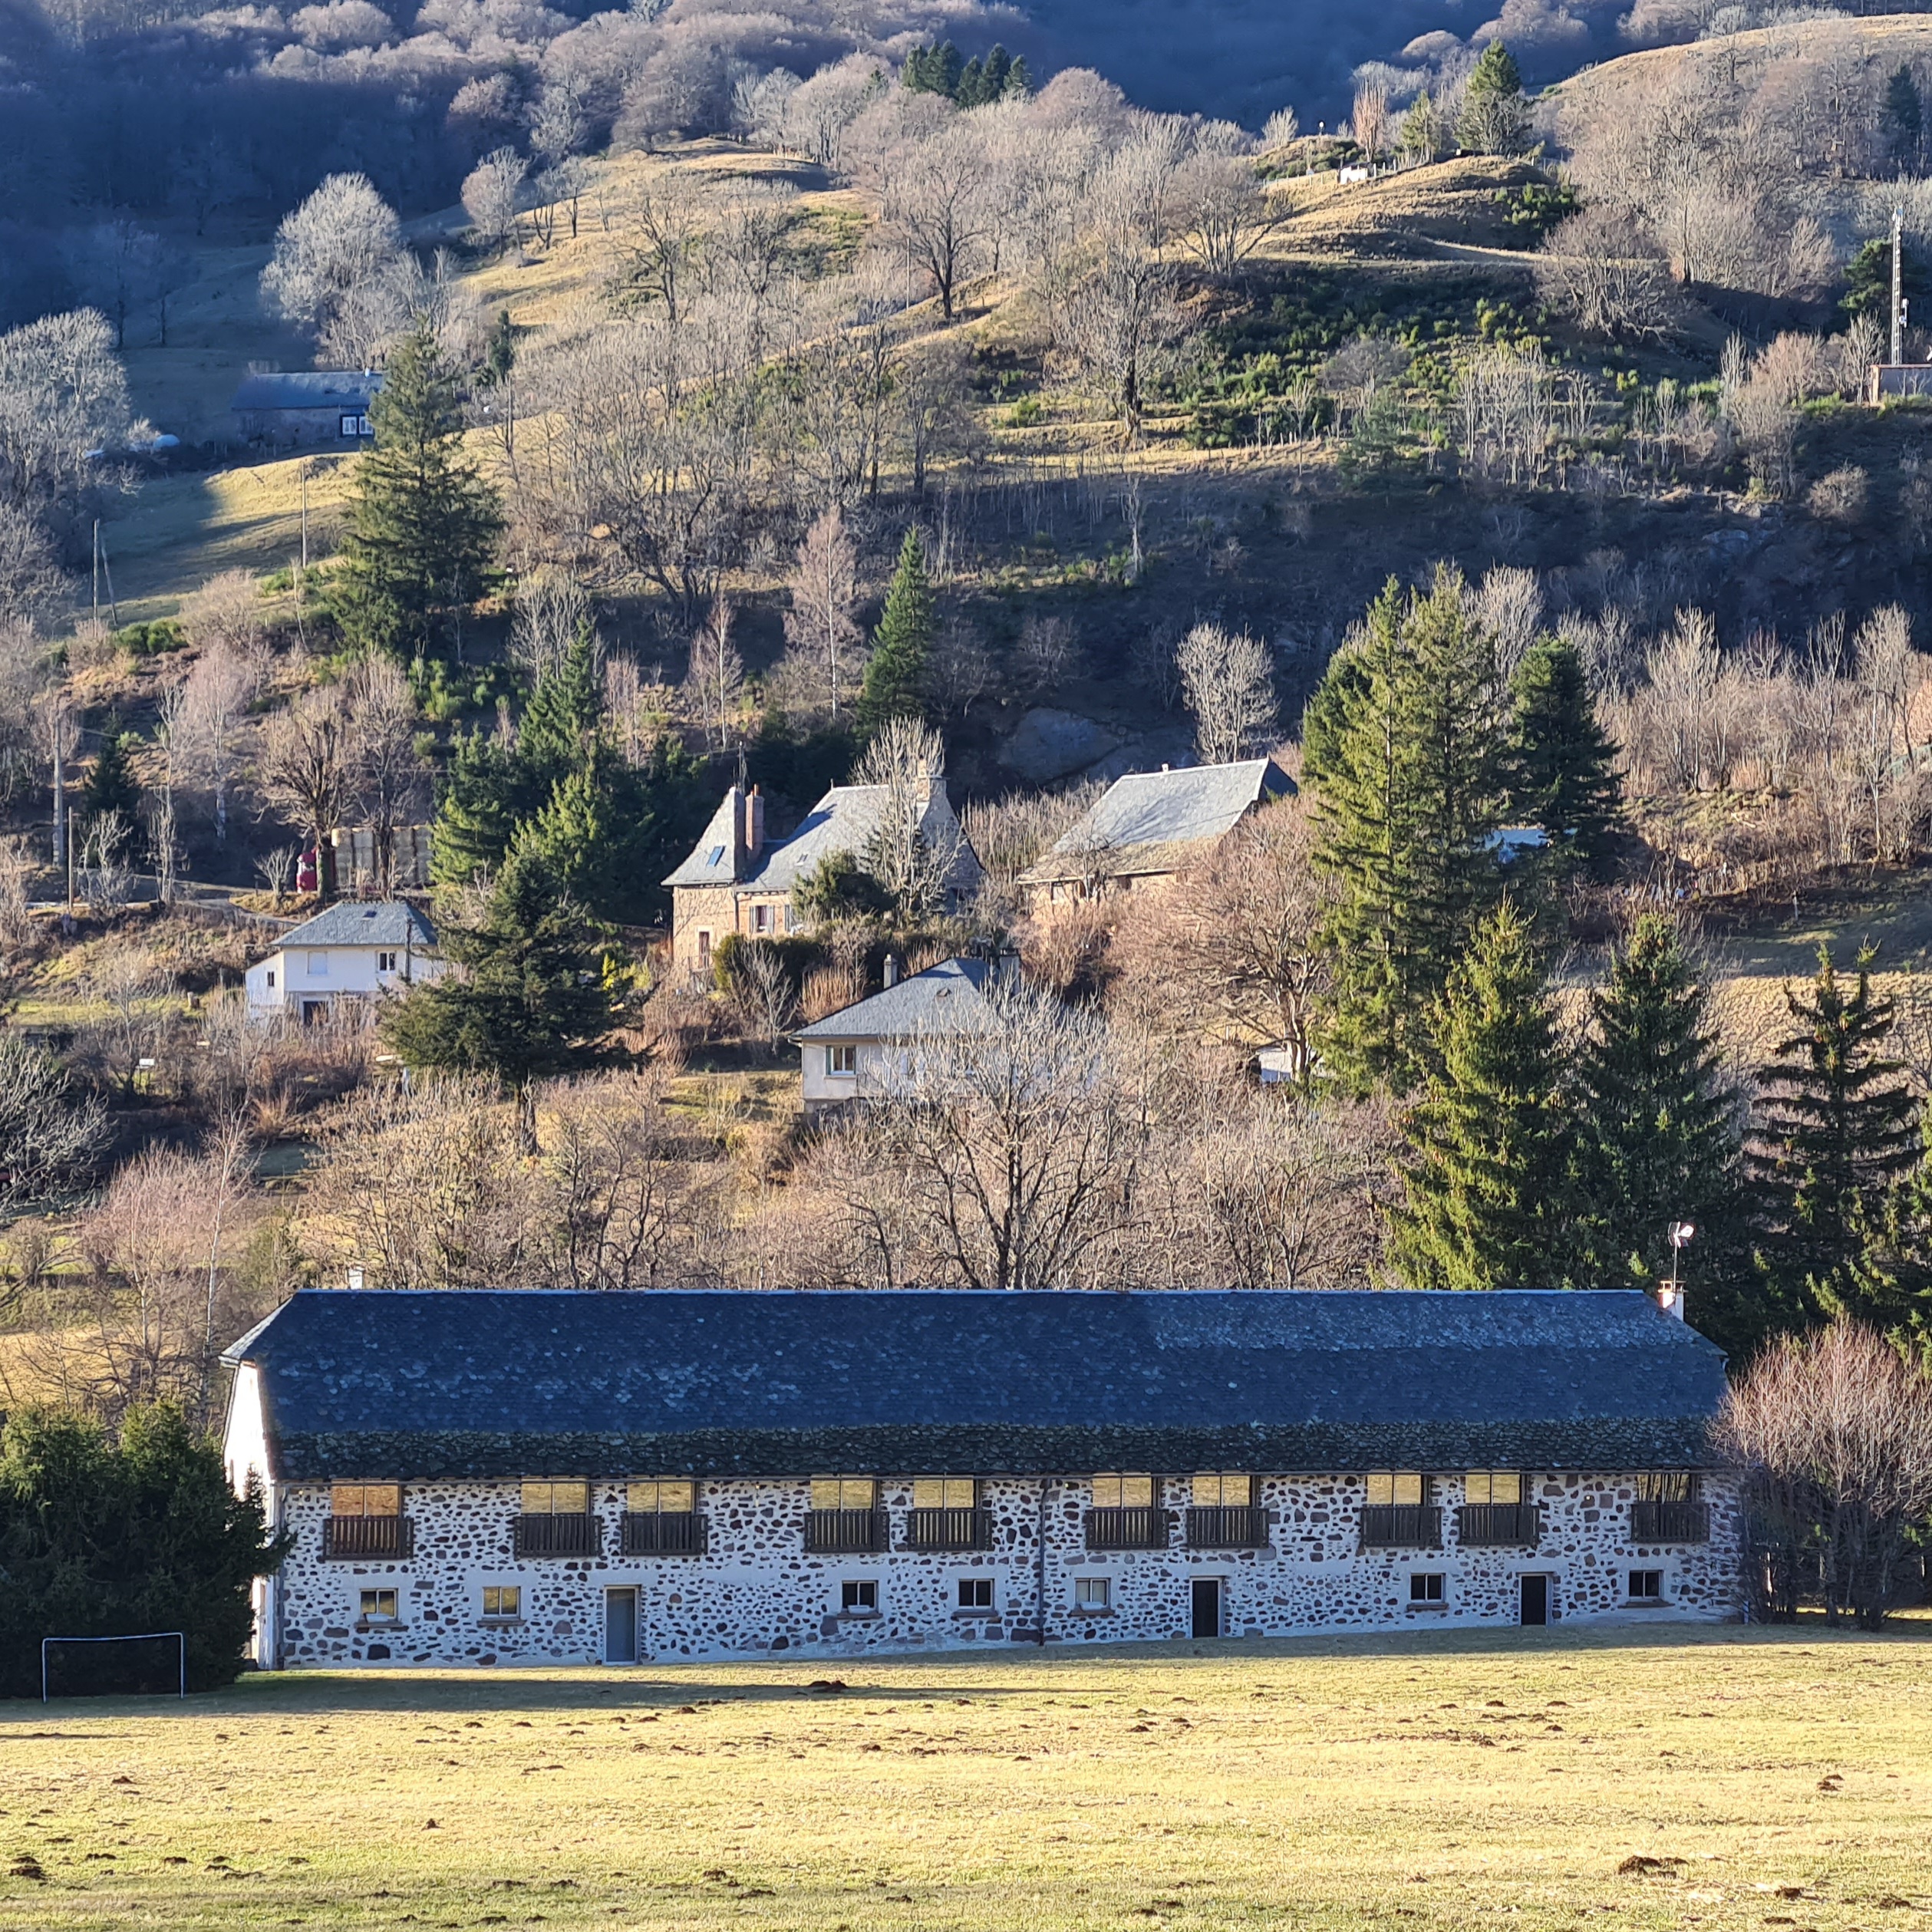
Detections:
[274, 1469, 1745, 1668]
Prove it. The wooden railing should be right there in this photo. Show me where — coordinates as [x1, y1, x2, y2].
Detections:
[1185, 1505, 1269, 1549]
[621, 1511, 707, 1556]
[805, 1508, 888, 1554]
[1360, 1505, 1442, 1549]
[1630, 1500, 1709, 1544]
[905, 1507, 988, 1551]
[1456, 1503, 1541, 1548]
[513, 1512, 601, 1558]
[322, 1515, 413, 1560]
[1085, 1506, 1172, 1551]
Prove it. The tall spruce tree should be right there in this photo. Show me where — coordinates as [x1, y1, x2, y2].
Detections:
[1507, 635, 1622, 871]
[1750, 944, 1921, 1324]
[1390, 898, 1573, 1290]
[856, 529, 935, 737]
[1575, 915, 1745, 1314]
[384, 849, 627, 1088]
[336, 321, 503, 660]
[1459, 41, 1528, 154]
[80, 724, 141, 829]
[1884, 64, 1924, 171]
[1304, 568, 1508, 1092]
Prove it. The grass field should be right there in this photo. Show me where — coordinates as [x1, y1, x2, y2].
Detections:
[3, 1623, 1927, 1931]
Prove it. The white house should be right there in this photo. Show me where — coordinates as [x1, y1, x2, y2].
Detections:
[245, 900, 444, 1021]
[220, 1287, 1743, 1670]
[790, 954, 1017, 1116]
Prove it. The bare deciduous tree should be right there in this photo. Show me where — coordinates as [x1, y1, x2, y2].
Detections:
[258, 684, 354, 894]
[1176, 621, 1279, 764]
[259, 173, 407, 360]
[462, 147, 529, 249]
[782, 506, 862, 722]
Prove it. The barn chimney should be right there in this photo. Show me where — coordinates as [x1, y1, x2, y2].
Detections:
[883, 954, 900, 989]
[746, 785, 765, 856]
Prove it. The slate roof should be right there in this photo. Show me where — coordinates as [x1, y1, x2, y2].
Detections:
[269, 901, 437, 951]
[792, 956, 1001, 1042]
[1019, 758, 1294, 885]
[223, 1288, 1729, 1482]
[664, 784, 983, 896]
[230, 371, 384, 413]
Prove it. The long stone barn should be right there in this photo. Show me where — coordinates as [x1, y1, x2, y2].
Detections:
[219, 1289, 1742, 1669]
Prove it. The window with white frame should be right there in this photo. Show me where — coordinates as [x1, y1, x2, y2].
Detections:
[481, 1585, 521, 1618]
[958, 1578, 994, 1610]
[828, 1045, 856, 1076]
[1073, 1576, 1112, 1611]
[377, 951, 398, 972]
[1628, 1569, 1663, 1602]
[840, 1580, 877, 1614]
[1409, 1573, 1445, 1604]
[265, 969, 276, 988]
[358, 1588, 399, 1621]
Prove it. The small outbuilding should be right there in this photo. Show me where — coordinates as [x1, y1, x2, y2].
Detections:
[230, 371, 384, 450]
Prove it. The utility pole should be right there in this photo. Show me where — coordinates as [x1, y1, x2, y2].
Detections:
[91, 520, 100, 625]
[1893, 203, 1905, 367]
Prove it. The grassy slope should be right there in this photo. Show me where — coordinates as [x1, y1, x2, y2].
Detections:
[1, 1624, 1925, 1930]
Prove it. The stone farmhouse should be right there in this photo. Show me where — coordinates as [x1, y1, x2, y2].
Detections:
[791, 954, 1021, 1116]
[229, 371, 384, 450]
[221, 1288, 1741, 1670]
[1019, 757, 1294, 912]
[244, 901, 443, 1022]
[663, 778, 982, 977]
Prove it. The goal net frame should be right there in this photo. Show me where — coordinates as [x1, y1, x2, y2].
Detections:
[41, 1632, 186, 1703]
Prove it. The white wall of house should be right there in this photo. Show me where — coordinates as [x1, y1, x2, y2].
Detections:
[255, 1463, 1745, 1670]
[800, 1039, 903, 1113]
[221, 1363, 285, 1668]
[246, 945, 445, 1016]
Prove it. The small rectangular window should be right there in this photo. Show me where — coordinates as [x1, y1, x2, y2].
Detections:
[1409, 1573, 1445, 1604]
[1629, 1569, 1663, 1601]
[753, 904, 770, 933]
[912, 1476, 977, 1510]
[307, 951, 328, 977]
[1073, 1576, 1113, 1611]
[482, 1585, 521, 1618]
[840, 1580, 877, 1614]
[1192, 1472, 1251, 1507]
[331, 1483, 401, 1517]
[1466, 1471, 1522, 1505]
[1092, 1473, 1154, 1509]
[958, 1578, 994, 1609]
[697, 930, 713, 964]
[829, 1045, 857, 1075]
[265, 969, 276, 988]
[359, 1588, 398, 1621]
[1367, 1472, 1426, 1507]
[341, 414, 359, 437]
[628, 1479, 695, 1514]
[1636, 1473, 1698, 1503]
[377, 951, 398, 972]
[521, 1481, 589, 1514]
[358, 414, 374, 437]
[812, 1476, 876, 1511]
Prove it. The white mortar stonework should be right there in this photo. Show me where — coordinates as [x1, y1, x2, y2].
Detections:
[271, 1470, 1744, 1668]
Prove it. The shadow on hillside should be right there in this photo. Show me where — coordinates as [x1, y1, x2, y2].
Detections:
[12, 1613, 1927, 1719]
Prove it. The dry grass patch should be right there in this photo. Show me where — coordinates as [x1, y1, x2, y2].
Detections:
[0, 1622, 1926, 1930]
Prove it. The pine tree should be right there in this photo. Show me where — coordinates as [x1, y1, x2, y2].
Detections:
[482, 307, 515, 387]
[335, 321, 503, 661]
[856, 529, 935, 737]
[1574, 915, 1746, 1316]
[516, 622, 603, 793]
[1506, 635, 1622, 870]
[1390, 900, 1573, 1290]
[80, 724, 141, 828]
[1884, 64, 1923, 171]
[384, 850, 627, 1088]
[1751, 945, 1921, 1322]
[1459, 41, 1528, 155]
[1304, 568, 1508, 1092]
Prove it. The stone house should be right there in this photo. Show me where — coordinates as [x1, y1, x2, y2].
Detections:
[244, 900, 443, 1021]
[229, 371, 384, 450]
[1019, 757, 1294, 913]
[220, 1287, 1741, 1670]
[791, 954, 1021, 1116]
[663, 778, 982, 977]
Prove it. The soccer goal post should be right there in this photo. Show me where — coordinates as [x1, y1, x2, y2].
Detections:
[41, 1632, 186, 1703]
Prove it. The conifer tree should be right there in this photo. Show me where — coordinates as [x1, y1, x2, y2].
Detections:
[80, 724, 141, 829]
[1574, 915, 1743, 1305]
[1390, 899, 1573, 1290]
[1751, 945, 1921, 1323]
[1459, 41, 1528, 155]
[856, 529, 935, 737]
[1507, 635, 1623, 870]
[1304, 568, 1508, 1092]
[1884, 64, 1924, 170]
[516, 622, 603, 793]
[335, 321, 503, 661]
[384, 849, 626, 1088]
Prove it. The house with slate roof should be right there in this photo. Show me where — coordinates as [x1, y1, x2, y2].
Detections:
[664, 777, 983, 976]
[791, 954, 1021, 1115]
[221, 1287, 1742, 1670]
[229, 371, 384, 450]
[244, 900, 443, 1021]
[1020, 757, 1294, 912]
